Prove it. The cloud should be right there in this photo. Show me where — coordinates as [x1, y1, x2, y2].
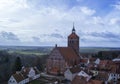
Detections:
[0, 31, 20, 41]
[32, 37, 40, 42]
[109, 18, 120, 25]
[50, 33, 63, 38]
[0, 31, 21, 45]
[80, 7, 96, 16]
[112, 1, 120, 10]
[80, 31, 120, 43]
[89, 32, 120, 39]
[0, 0, 120, 47]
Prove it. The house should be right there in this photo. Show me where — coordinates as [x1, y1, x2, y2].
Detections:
[113, 58, 120, 74]
[77, 70, 92, 81]
[64, 66, 81, 81]
[108, 73, 120, 83]
[8, 72, 27, 84]
[71, 71, 103, 84]
[46, 25, 81, 75]
[8, 67, 40, 84]
[94, 71, 112, 84]
[80, 58, 96, 67]
[95, 58, 100, 65]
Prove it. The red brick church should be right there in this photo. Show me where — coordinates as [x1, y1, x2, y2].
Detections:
[46, 24, 80, 75]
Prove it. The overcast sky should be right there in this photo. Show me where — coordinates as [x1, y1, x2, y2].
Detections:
[0, 0, 120, 47]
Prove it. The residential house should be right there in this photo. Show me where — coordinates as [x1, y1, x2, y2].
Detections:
[8, 67, 40, 84]
[64, 66, 81, 81]
[71, 72, 103, 84]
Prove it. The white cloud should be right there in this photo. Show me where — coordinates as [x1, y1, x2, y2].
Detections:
[80, 7, 96, 16]
[0, 0, 120, 47]
[109, 18, 120, 25]
[112, 1, 120, 10]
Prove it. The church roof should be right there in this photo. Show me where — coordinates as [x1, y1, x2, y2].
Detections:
[57, 47, 79, 61]
[68, 33, 79, 38]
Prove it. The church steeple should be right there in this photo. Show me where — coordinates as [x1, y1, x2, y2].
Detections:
[68, 23, 79, 55]
[72, 22, 75, 33]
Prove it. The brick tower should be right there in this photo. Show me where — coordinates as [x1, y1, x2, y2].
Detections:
[68, 23, 79, 55]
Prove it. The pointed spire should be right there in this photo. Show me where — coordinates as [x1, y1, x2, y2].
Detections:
[72, 22, 75, 33]
[55, 44, 57, 47]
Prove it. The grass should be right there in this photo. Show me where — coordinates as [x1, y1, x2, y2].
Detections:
[8, 50, 47, 56]
[28, 80, 41, 84]
[28, 79, 49, 84]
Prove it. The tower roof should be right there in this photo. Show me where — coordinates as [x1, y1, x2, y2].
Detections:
[72, 22, 75, 33]
[68, 23, 79, 38]
[68, 33, 79, 38]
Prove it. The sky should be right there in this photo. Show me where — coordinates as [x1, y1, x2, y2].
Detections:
[0, 0, 120, 47]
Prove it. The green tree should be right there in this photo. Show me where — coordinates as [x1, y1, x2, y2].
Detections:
[13, 57, 22, 71]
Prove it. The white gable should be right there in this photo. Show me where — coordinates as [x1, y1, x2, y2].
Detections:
[87, 59, 90, 64]
[95, 58, 100, 64]
[78, 71, 91, 81]
[8, 76, 17, 84]
[78, 70, 89, 77]
[65, 69, 72, 74]
[28, 68, 35, 77]
[112, 58, 120, 62]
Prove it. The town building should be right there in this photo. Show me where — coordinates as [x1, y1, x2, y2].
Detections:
[8, 67, 40, 84]
[46, 24, 80, 75]
[64, 66, 82, 81]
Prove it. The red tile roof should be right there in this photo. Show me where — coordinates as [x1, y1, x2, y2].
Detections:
[68, 33, 79, 38]
[95, 71, 109, 81]
[80, 59, 88, 63]
[89, 79, 103, 84]
[69, 66, 82, 74]
[71, 75, 87, 84]
[72, 75, 103, 84]
[21, 67, 30, 78]
[13, 72, 25, 83]
[57, 47, 79, 64]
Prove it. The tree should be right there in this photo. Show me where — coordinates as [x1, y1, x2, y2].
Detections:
[13, 57, 22, 72]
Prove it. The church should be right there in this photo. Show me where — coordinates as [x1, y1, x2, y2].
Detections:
[46, 24, 80, 75]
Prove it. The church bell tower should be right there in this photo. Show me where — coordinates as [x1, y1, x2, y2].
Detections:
[68, 23, 79, 54]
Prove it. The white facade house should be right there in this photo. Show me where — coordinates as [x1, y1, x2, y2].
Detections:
[112, 58, 120, 62]
[78, 70, 91, 81]
[108, 73, 120, 82]
[64, 67, 81, 81]
[28, 68, 35, 78]
[8, 67, 40, 84]
[95, 58, 100, 65]
[8, 73, 28, 84]
[8, 76, 19, 84]
[64, 69, 76, 81]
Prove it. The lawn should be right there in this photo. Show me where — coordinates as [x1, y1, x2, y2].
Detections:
[28, 80, 40, 84]
[28, 79, 49, 84]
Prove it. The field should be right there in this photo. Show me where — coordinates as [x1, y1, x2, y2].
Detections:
[8, 50, 47, 56]
[80, 47, 120, 54]
[0, 46, 120, 55]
